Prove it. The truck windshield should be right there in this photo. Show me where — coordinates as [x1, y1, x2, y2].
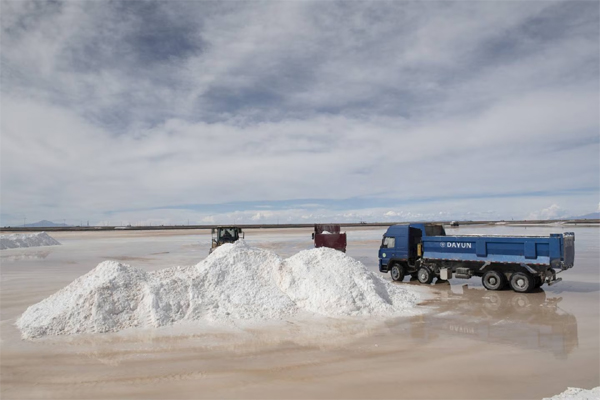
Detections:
[381, 237, 395, 249]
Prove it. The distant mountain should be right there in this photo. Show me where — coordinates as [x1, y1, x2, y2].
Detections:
[24, 220, 70, 227]
[569, 212, 600, 220]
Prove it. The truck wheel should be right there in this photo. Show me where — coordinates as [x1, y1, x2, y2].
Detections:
[390, 264, 405, 282]
[482, 270, 507, 291]
[417, 267, 434, 284]
[510, 272, 534, 293]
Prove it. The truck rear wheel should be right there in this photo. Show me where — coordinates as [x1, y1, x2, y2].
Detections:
[510, 272, 534, 293]
[417, 267, 434, 284]
[390, 264, 405, 282]
[482, 270, 507, 291]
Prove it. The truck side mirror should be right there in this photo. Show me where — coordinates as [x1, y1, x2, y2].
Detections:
[311, 233, 315, 240]
[211, 228, 215, 234]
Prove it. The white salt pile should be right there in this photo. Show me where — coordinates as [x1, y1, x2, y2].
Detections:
[277, 248, 414, 317]
[0, 232, 61, 250]
[16, 241, 419, 339]
[543, 387, 600, 400]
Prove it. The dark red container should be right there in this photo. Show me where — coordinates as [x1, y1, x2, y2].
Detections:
[312, 224, 347, 252]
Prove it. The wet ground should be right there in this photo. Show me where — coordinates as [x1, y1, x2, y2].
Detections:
[1, 225, 598, 399]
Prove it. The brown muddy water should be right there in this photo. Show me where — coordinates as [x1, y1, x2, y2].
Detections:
[1, 226, 598, 399]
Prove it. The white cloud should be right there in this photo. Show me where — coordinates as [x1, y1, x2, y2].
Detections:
[526, 204, 567, 220]
[1, 1, 598, 225]
[250, 212, 275, 221]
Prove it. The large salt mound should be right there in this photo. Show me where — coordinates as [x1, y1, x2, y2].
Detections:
[543, 387, 600, 400]
[17, 241, 419, 339]
[277, 248, 416, 317]
[0, 232, 61, 250]
[188, 241, 297, 320]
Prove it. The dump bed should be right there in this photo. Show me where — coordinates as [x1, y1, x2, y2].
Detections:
[313, 224, 347, 252]
[422, 232, 575, 269]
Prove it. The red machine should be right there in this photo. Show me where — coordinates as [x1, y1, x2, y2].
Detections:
[312, 224, 347, 252]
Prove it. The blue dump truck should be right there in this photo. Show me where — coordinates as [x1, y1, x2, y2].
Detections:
[378, 224, 575, 292]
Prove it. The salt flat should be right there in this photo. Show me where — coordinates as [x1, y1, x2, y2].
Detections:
[1, 226, 598, 399]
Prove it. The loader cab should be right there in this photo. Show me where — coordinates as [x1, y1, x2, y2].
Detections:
[210, 226, 244, 253]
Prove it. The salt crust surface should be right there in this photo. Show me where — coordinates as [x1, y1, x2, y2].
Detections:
[0, 232, 61, 250]
[544, 387, 600, 400]
[16, 241, 419, 339]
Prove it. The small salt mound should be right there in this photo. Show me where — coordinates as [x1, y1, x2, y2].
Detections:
[277, 248, 417, 317]
[543, 387, 600, 400]
[0, 232, 61, 250]
[16, 261, 150, 338]
[17, 241, 419, 339]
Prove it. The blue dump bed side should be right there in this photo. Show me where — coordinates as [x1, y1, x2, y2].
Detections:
[422, 233, 575, 269]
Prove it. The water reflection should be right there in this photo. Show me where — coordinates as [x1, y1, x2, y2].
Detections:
[392, 285, 578, 359]
[0, 250, 51, 262]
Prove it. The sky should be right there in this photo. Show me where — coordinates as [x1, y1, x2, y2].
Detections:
[1, 0, 599, 226]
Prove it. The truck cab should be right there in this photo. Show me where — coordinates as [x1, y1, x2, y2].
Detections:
[379, 224, 444, 273]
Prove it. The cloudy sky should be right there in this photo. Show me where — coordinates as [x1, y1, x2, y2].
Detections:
[1, 0, 598, 226]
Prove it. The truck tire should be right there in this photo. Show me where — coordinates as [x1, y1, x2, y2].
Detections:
[482, 270, 507, 291]
[390, 264, 405, 282]
[510, 272, 534, 293]
[417, 267, 434, 284]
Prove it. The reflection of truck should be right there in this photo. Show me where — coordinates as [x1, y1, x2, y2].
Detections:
[378, 224, 575, 292]
[312, 224, 347, 252]
[386, 285, 578, 359]
[210, 226, 244, 254]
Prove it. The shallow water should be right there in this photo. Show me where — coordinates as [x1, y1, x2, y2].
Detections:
[1, 225, 598, 399]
